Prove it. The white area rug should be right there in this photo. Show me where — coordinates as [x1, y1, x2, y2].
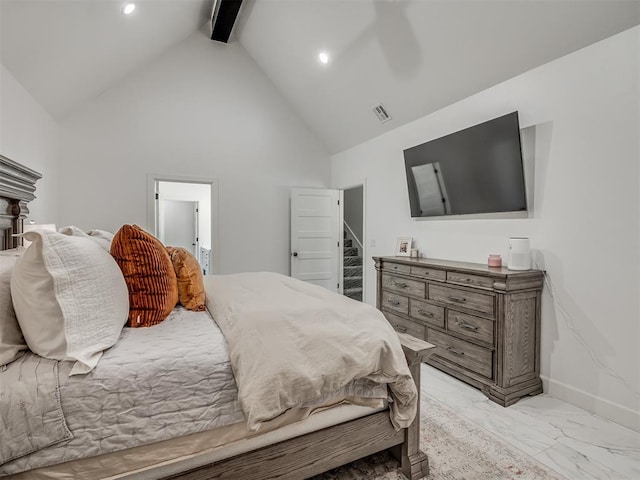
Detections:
[313, 394, 567, 479]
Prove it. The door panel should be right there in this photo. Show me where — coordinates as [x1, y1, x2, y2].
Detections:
[291, 188, 342, 292]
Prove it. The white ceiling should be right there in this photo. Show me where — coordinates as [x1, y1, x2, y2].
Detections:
[0, 0, 212, 119]
[1, 0, 639, 153]
[236, 0, 640, 153]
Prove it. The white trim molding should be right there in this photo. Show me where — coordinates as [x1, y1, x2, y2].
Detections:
[541, 375, 640, 433]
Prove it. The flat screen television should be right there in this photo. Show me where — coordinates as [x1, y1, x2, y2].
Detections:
[403, 111, 527, 218]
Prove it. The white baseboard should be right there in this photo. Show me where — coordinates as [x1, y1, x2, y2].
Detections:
[541, 375, 640, 433]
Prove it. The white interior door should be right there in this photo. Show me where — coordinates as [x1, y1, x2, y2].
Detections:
[161, 199, 198, 255]
[291, 188, 343, 292]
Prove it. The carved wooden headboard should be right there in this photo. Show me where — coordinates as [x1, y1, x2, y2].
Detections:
[0, 154, 42, 250]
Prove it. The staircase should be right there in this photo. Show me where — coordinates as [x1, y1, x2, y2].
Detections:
[343, 230, 363, 302]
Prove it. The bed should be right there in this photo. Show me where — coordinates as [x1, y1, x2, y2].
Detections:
[0, 153, 434, 480]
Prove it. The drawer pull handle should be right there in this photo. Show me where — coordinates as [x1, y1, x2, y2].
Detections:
[449, 296, 466, 303]
[395, 325, 408, 332]
[417, 310, 434, 318]
[458, 322, 479, 331]
[387, 299, 401, 306]
[446, 346, 465, 356]
[393, 282, 408, 288]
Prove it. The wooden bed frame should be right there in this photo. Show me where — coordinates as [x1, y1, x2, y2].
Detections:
[0, 154, 41, 249]
[0, 153, 435, 480]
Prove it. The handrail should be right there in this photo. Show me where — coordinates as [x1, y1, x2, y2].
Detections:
[343, 221, 363, 252]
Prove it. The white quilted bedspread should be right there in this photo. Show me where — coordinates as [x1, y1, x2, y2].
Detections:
[1, 307, 243, 475]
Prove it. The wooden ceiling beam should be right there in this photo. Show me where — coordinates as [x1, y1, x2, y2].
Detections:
[211, 0, 243, 43]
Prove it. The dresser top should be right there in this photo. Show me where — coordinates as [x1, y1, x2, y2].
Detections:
[373, 256, 542, 278]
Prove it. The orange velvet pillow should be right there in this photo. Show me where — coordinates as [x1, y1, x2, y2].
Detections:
[166, 247, 206, 312]
[110, 225, 178, 327]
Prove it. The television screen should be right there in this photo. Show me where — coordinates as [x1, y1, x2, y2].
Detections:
[403, 112, 527, 218]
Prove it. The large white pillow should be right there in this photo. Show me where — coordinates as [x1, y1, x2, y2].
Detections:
[0, 249, 27, 367]
[11, 230, 129, 375]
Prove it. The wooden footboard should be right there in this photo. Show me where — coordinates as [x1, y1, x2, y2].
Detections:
[164, 333, 435, 480]
[165, 412, 402, 480]
[391, 332, 436, 479]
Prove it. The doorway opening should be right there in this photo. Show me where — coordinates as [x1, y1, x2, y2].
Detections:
[342, 184, 365, 302]
[148, 175, 219, 274]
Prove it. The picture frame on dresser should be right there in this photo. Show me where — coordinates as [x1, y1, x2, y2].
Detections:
[374, 255, 544, 407]
[395, 237, 412, 256]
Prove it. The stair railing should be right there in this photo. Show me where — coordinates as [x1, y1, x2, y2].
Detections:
[343, 221, 363, 252]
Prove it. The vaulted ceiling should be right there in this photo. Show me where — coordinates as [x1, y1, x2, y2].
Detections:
[0, 0, 212, 119]
[2, 0, 639, 153]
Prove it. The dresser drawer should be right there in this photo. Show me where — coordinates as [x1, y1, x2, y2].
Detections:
[447, 310, 494, 346]
[427, 328, 493, 379]
[429, 284, 494, 316]
[447, 271, 494, 289]
[382, 274, 425, 298]
[409, 299, 445, 329]
[383, 311, 426, 339]
[382, 263, 411, 275]
[410, 266, 446, 282]
[381, 291, 409, 315]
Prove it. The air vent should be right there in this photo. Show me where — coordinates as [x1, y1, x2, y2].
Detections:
[373, 104, 392, 124]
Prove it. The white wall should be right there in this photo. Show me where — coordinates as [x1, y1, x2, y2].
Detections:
[0, 64, 59, 224]
[157, 181, 211, 250]
[332, 27, 640, 430]
[57, 30, 330, 275]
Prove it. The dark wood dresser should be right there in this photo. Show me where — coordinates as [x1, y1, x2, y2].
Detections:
[374, 256, 544, 406]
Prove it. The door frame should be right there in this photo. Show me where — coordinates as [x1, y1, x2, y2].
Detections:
[338, 180, 367, 302]
[147, 173, 220, 274]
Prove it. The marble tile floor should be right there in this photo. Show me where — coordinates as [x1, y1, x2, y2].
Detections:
[421, 364, 640, 480]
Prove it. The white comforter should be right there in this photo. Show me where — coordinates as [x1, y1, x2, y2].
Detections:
[204, 272, 417, 432]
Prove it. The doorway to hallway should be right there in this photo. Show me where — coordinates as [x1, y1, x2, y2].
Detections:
[148, 175, 218, 274]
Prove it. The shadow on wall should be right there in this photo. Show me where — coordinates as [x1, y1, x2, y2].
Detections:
[521, 120, 554, 219]
[533, 120, 554, 219]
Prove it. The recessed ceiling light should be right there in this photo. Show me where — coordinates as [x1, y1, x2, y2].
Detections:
[318, 52, 329, 64]
[122, 3, 136, 15]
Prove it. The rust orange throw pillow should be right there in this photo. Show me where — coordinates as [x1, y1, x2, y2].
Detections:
[110, 225, 178, 327]
[166, 247, 206, 311]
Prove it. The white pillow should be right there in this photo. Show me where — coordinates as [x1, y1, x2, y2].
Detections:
[57, 225, 85, 236]
[11, 230, 129, 375]
[88, 229, 114, 243]
[58, 225, 110, 251]
[0, 250, 27, 367]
